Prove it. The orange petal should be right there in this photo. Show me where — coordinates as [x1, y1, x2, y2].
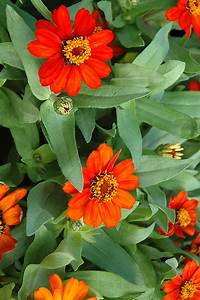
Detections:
[67, 206, 84, 221]
[112, 189, 136, 209]
[118, 175, 139, 190]
[68, 189, 90, 209]
[86, 149, 101, 176]
[86, 58, 111, 78]
[182, 260, 198, 282]
[165, 6, 181, 21]
[99, 201, 121, 228]
[169, 192, 187, 209]
[63, 181, 78, 194]
[49, 274, 63, 294]
[3, 205, 23, 226]
[163, 290, 180, 300]
[113, 160, 134, 181]
[0, 184, 10, 200]
[52, 289, 62, 300]
[50, 65, 71, 94]
[183, 225, 196, 237]
[163, 275, 182, 293]
[89, 30, 114, 48]
[51, 5, 72, 39]
[0, 188, 27, 212]
[92, 45, 113, 61]
[188, 80, 200, 91]
[83, 200, 102, 227]
[34, 288, 53, 300]
[74, 8, 96, 37]
[65, 66, 82, 96]
[28, 40, 60, 58]
[79, 63, 101, 89]
[183, 199, 198, 210]
[63, 278, 89, 300]
[97, 143, 113, 171]
[0, 233, 16, 261]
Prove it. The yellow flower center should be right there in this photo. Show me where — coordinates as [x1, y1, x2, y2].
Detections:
[187, 0, 200, 16]
[0, 218, 5, 234]
[181, 281, 196, 299]
[90, 172, 118, 202]
[176, 208, 191, 227]
[62, 37, 91, 66]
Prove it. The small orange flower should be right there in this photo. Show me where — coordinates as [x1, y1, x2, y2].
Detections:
[159, 192, 198, 238]
[28, 5, 114, 96]
[34, 274, 96, 300]
[163, 260, 200, 300]
[92, 9, 124, 57]
[63, 144, 139, 228]
[189, 233, 200, 257]
[165, 0, 200, 38]
[188, 80, 200, 91]
[0, 184, 27, 260]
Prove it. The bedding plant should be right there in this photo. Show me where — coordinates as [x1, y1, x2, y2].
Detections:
[0, 0, 200, 299]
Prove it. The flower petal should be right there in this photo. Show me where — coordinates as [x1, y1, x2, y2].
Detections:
[99, 201, 121, 228]
[84, 200, 102, 227]
[0, 232, 16, 260]
[169, 191, 187, 209]
[67, 207, 84, 221]
[35, 28, 61, 47]
[86, 58, 111, 78]
[97, 143, 114, 171]
[52, 5, 72, 39]
[119, 175, 139, 190]
[182, 260, 199, 281]
[113, 160, 134, 181]
[89, 30, 114, 48]
[92, 45, 113, 61]
[34, 288, 53, 300]
[0, 184, 10, 200]
[63, 181, 78, 194]
[79, 63, 101, 89]
[63, 278, 89, 300]
[112, 189, 136, 209]
[50, 65, 71, 94]
[28, 40, 59, 58]
[163, 275, 182, 293]
[49, 274, 63, 294]
[0, 188, 27, 213]
[65, 66, 82, 96]
[74, 8, 96, 37]
[3, 205, 23, 226]
[165, 6, 181, 21]
[68, 188, 90, 209]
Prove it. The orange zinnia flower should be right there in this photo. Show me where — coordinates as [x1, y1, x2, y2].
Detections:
[0, 184, 27, 260]
[34, 274, 96, 300]
[92, 9, 124, 57]
[163, 260, 200, 300]
[189, 233, 200, 257]
[188, 80, 200, 91]
[63, 144, 139, 228]
[159, 192, 198, 238]
[28, 5, 114, 96]
[165, 0, 200, 38]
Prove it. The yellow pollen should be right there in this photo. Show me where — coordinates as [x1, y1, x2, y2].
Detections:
[181, 281, 196, 299]
[62, 37, 91, 66]
[159, 143, 184, 160]
[176, 208, 191, 227]
[187, 0, 200, 16]
[0, 218, 5, 234]
[90, 172, 118, 202]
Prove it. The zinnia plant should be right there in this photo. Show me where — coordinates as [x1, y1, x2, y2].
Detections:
[0, 0, 200, 299]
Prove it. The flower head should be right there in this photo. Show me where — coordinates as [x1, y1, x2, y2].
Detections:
[188, 80, 200, 91]
[160, 192, 198, 238]
[163, 260, 200, 300]
[165, 0, 200, 38]
[63, 144, 139, 228]
[189, 233, 200, 257]
[158, 143, 184, 160]
[34, 274, 96, 300]
[28, 5, 114, 96]
[92, 10, 124, 57]
[0, 184, 27, 260]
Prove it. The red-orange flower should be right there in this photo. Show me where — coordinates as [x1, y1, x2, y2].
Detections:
[28, 5, 114, 96]
[63, 144, 139, 228]
[159, 192, 198, 238]
[163, 260, 200, 300]
[0, 184, 27, 260]
[188, 80, 200, 91]
[165, 0, 200, 38]
[92, 9, 124, 57]
[189, 233, 200, 257]
[34, 274, 96, 300]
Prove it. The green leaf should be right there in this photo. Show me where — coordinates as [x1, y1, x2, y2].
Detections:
[97, 0, 113, 23]
[161, 91, 200, 118]
[160, 171, 200, 191]
[0, 283, 15, 299]
[41, 100, 83, 190]
[76, 108, 96, 143]
[134, 23, 172, 70]
[67, 271, 145, 298]
[6, 5, 51, 100]
[136, 155, 196, 187]
[136, 99, 199, 139]
[0, 42, 23, 69]
[117, 101, 142, 168]
[42, 230, 83, 270]
[0, 163, 25, 187]
[82, 229, 144, 284]
[117, 222, 155, 245]
[26, 181, 66, 236]
[30, 0, 51, 20]
[117, 25, 144, 48]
